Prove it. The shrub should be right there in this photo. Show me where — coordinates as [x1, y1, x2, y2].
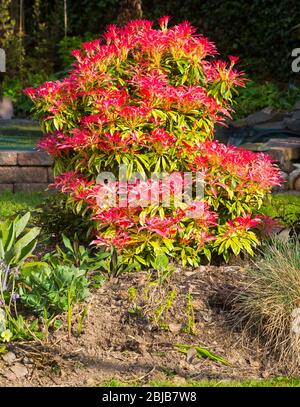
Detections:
[32, 193, 93, 243]
[230, 238, 300, 372]
[232, 81, 300, 119]
[25, 18, 281, 268]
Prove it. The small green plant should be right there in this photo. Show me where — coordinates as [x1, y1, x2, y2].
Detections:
[100, 247, 138, 278]
[127, 286, 138, 303]
[0, 212, 41, 343]
[183, 292, 196, 334]
[0, 212, 40, 268]
[175, 344, 229, 365]
[44, 233, 109, 272]
[154, 289, 177, 329]
[19, 262, 90, 315]
[127, 286, 143, 317]
[76, 304, 89, 336]
[32, 193, 92, 243]
[6, 314, 43, 342]
[67, 288, 73, 338]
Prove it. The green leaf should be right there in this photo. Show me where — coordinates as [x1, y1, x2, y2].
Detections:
[2, 222, 15, 252]
[0, 239, 4, 260]
[62, 234, 74, 253]
[154, 253, 169, 271]
[14, 227, 40, 254]
[15, 239, 38, 265]
[15, 212, 30, 238]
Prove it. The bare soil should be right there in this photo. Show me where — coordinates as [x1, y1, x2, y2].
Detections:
[0, 265, 286, 387]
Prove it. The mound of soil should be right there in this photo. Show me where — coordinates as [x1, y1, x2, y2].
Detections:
[0, 265, 283, 387]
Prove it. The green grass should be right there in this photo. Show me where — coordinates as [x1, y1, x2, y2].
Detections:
[0, 191, 46, 220]
[0, 121, 42, 150]
[100, 377, 300, 387]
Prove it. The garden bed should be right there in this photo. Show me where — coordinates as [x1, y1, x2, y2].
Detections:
[0, 264, 283, 387]
[0, 193, 300, 387]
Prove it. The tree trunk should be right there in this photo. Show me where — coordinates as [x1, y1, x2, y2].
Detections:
[118, 0, 142, 25]
[19, 0, 23, 34]
[64, 0, 67, 36]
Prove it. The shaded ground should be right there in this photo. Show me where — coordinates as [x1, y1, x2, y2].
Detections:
[0, 265, 287, 387]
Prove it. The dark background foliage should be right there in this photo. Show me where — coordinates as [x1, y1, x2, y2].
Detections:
[1, 0, 300, 116]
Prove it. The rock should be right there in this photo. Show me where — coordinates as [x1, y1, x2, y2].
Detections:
[231, 118, 247, 128]
[0, 97, 13, 120]
[14, 183, 49, 193]
[291, 110, 300, 120]
[48, 167, 54, 183]
[273, 171, 289, 192]
[10, 363, 28, 378]
[85, 377, 97, 386]
[263, 137, 300, 174]
[168, 323, 182, 333]
[293, 100, 300, 110]
[186, 348, 197, 363]
[0, 167, 48, 183]
[2, 351, 16, 365]
[284, 119, 300, 132]
[185, 271, 195, 277]
[17, 152, 53, 167]
[289, 167, 300, 191]
[22, 357, 33, 366]
[0, 152, 18, 166]
[0, 184, 13, 192]
[245, 107, 280, 126]
[254, 120, 286, 130]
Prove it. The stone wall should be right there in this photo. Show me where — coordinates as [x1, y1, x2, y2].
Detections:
[0, 151, 53, 193]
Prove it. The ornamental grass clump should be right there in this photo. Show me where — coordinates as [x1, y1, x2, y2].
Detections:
[230, 238, 300, 372]
[25, 18, 281, 268]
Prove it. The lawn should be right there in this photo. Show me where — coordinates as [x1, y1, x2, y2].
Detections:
[101, 377, 300, 387]
[0, 120, 42, 150]
[0, 191, 45, 220]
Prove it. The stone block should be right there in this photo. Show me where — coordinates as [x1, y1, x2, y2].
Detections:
[0, 167, 19, 183]
[17, 167, 48, 183]
[17, 152, 53, 166]
[0, 183, 13, 192]
[267, 149, 300, 163]
[0, 152, 18, 166]
[47, 167, 54, 183]
[14, 183, 49, 193]
[245, 107, 282, 126]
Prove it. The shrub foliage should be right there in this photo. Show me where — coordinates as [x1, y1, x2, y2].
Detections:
[25, 18, 281, 268]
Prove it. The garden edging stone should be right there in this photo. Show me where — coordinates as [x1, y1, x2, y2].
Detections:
[0, 150, 53, 192]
